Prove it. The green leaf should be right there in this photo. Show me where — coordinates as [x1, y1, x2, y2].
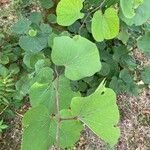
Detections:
[35, 59, 51, 73]
[48, 33, 58, 48]
[120, 0, 150, 26]
[88, 0, 102, 5]
[119, 69, 132, 84]
[28, 29, 37, 37]
[137, 32, 150, 58]
[113, 46, 128, 62]
[22, 105, 52, 150]
[40, 23, 52, 34]
[23, 52, 45, 69]
[0, 54, 9, 65]
[71, 84, 120, 146]
[29, 75, 79, 114]
[28, 12, 43, 24]
[39, 0, 54, 9]
[56, 0, 84, 26]
[53, 76, 80, 109]
[19, 35, 48, 52]
[49, 109, 83, 148]
[134, 0, 144, 9]
[120, 0, 135, 18]
[141, 65, 150, 84]
[47, 14, 57, 24]
[51, 35, 101, 80]
[15, 75, 35, 98]
[12, 19, 31, 34]
[98, 62, 110, 76]
[36, 67, 53, 84]
[92, 8, 119, 42]
[0, 64, 9, 77]
[9, 63, 20, 74]
[117, 26, 129, 44]
[29, 82, 55, 113]
[68, 21, 81, 33]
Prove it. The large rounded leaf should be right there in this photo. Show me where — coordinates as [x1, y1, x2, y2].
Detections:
[120, 0, 150, 26]
[71, 83, 120, 146]
[51, 35, 101, 80]
[22, 105, 83, 150]
[92, 8, 119, 42]
[56, 0, 84, 26]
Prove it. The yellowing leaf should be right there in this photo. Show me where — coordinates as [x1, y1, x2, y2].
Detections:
[56, 0, 84, 26]
[92, 8, 119, 42]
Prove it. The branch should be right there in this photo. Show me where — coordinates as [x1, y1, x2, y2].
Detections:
[78, 0, 106, 34]
[55, 66, 60, 150]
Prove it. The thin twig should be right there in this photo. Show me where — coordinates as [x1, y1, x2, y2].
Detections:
[0, 105, 9, 115]
[55, 66, 60, 150]
[60, 116, 78, 121]
[78, 0, 106, 34]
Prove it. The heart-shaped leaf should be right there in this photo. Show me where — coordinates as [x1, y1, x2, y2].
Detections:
[92, 8, 119, 42]
[51, 35, 101, 80]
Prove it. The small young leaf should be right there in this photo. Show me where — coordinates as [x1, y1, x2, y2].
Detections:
[119, 69, 132, 84]
[141, 65, 150, 85]
[39, 0, 54, 9]
[12, 19, 31, 34]
[23, 52, 45, 69]
[51, 35, 101, 80]
[28, 29, 37, 37]
[92, 8, 119, 42]
[98, 62, 110, 76]
[56, 0, 84, 26]
[28, 12, 43, 24]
